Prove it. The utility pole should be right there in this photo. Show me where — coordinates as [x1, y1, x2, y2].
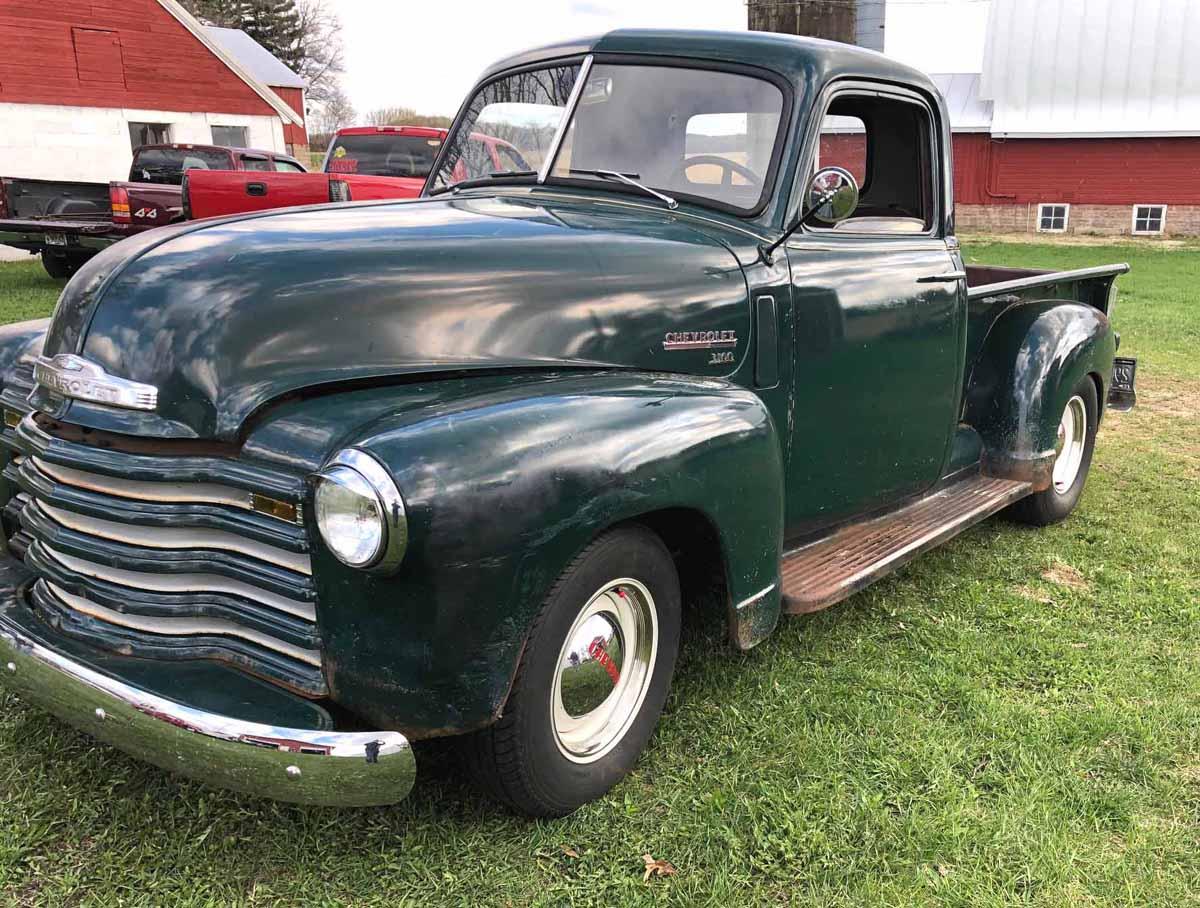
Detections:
[747, 0, 886, 52]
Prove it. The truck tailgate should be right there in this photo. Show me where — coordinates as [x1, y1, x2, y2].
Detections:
[0, 218, 113, 236]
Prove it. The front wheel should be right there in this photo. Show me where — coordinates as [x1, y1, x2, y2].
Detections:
[1007, 375, 1099, 526]
[463, 525, 680, 817]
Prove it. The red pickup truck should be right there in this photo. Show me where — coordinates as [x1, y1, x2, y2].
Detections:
[182, 125, 530, 219]
[0, 144, 305, 279]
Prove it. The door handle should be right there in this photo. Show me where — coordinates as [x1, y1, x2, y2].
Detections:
[917, 270, 967, 283]
[246, 182, 267, 197]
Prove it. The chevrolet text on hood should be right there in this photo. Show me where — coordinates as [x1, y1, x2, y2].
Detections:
[0, 29, 1133, 817]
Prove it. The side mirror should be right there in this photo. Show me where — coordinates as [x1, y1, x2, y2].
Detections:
[807, 166, 859, 224]
[758, 165, 861, 263]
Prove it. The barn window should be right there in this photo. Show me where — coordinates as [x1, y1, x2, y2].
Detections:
[1037, 203, 1068, 232]
[1131, 205, 1166, 235]
[129, 123, 171, 151]
[211, 125, 249, 148]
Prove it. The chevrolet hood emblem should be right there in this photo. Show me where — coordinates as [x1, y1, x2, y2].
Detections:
[33, 354, 158, 412]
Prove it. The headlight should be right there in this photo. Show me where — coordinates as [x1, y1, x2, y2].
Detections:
[314, 449, 408, 571]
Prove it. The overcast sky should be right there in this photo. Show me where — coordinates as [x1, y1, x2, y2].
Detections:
[334, 0, 991, 118]
[337, 0, 746, 118]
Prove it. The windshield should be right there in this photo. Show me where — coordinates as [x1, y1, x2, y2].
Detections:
[130, 147, 233, 185]
[326, 134, 447, 178]
[430, 61, 786, 213]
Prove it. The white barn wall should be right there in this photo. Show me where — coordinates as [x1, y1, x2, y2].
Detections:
[0, 103, 286, 183]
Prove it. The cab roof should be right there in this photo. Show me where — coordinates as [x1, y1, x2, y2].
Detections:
[480, 28, 938, 97]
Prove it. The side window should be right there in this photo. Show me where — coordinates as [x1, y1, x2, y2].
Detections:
[813, 93, 936, 234]
[242, 157, 271, 172]
[273, 159, 305, 173]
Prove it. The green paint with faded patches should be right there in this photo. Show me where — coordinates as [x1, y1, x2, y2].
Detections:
[0, 30, 1129, 740]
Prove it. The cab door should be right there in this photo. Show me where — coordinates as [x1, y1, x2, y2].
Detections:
[783, 84, 965, 537]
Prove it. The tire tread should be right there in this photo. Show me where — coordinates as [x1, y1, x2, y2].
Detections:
[462, 528, 645, 816]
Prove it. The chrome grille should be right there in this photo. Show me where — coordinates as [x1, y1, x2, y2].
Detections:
[3, 415, 324, 696]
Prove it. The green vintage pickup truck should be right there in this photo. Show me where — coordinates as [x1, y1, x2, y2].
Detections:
[0, 30, 1136, 817]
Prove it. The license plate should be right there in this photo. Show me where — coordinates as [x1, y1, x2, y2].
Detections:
[1108, 356, 1137, 410]
[44, 233, 68, 247]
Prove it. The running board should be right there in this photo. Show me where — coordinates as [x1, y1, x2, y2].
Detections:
[782, 475, 1031, 615]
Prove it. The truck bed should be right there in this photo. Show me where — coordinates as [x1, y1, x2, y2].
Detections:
[963, 261, 1130, 378]
[965, 263, 1129, 300]
[0, 177, 110, 221]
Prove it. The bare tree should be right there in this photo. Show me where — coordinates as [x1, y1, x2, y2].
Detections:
[367, 107, 454, 129]
[307, 86, 356, 149]
[293, 0, 344, 103]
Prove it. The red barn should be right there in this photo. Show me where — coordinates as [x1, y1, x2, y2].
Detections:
[777, 0, 1200, 238]
[0, 0, 306, 184]
[953, 0, 1199, 238]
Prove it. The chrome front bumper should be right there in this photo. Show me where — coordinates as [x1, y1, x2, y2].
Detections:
[0, 613, 416, 808]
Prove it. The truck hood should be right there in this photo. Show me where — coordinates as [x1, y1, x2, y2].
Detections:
[39, 195, 749, 440]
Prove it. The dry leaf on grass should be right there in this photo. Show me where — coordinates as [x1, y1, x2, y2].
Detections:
[1041, 561, 1089, 592]
[642, 853, 678, 881]
[936, 863, 951, 878]
[1016, 584, 1055, 605]
[560, 846, 580, 859]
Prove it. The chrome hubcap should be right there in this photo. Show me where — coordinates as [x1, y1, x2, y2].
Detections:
[1052, 395, 1087, 494]
[551, 578, 657, 764]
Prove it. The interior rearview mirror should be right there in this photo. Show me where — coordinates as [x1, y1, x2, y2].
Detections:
[807, 166, 859, 223]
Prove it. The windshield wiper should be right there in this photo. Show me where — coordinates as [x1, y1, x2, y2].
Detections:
[427, 170, 537, 196]
[567, 169, 677, 209]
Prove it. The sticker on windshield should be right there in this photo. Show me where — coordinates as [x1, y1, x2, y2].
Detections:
[328, 147, 358, 174]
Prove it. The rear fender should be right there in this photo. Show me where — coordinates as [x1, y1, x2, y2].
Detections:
[309, 372, 784, 736]
[962, 301, 1114, 489]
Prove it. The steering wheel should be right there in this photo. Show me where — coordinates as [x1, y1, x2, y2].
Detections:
[678, 155, 763, 189]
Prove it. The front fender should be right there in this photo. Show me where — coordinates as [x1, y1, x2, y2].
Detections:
[963, 302, 1114, 488]
[310, 372, 784, 737]
[0, 318, 49, 381]
[0, 319, 49, 506]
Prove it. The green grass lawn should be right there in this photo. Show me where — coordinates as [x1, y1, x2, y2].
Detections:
[0, 258, 62, 326]
[1, 241, 1198, 906]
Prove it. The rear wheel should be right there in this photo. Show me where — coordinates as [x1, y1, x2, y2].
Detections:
[1007, 375, 1099, 526]
[463, 525, 680, 817]
[41, 252, 85, 280]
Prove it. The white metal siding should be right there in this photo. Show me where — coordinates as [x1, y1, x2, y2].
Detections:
[930, 73, 993, 132]
[981, 0, 1200, 136]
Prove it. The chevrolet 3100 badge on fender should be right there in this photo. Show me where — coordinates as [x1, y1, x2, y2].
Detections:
[0, 31, 1136, 817]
